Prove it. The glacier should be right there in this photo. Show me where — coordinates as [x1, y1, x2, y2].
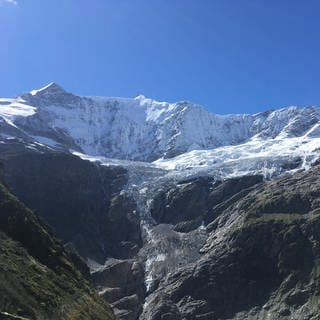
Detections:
[0, 82, 319, 179]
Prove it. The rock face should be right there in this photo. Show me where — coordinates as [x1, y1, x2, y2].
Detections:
[150, 177, 215, 226]
[0, 179, 115, 320]
[150, 175, 263, 229]
[0, 144, 141, 263]
[141, 165, 320, 320]
[92, 259, 145, 320]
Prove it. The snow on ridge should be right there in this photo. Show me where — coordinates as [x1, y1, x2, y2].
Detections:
[2, 83, 320, 163]
[0, 99, 36, 121]
[30, 82, 58, 96]
[2, 84, 320, 202]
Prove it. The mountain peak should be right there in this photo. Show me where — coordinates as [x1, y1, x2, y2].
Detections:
[30, 82, 66, 96]
[135, 94, 146, 99]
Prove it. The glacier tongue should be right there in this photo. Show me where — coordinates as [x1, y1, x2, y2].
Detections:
[73, 134, 320, 186]
[153, 136, 320, 179]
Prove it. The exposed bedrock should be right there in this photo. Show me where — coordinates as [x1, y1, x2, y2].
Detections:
[150, 175, 263, 230]
[2, 143, 320, 319]
[141, 165, 320, 320]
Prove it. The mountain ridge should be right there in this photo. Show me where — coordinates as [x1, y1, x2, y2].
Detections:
[1, 83, 320, 163]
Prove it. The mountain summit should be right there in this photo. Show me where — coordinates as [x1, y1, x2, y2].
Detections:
[29, 82, 67, 96]
[0, 84, 320, 165]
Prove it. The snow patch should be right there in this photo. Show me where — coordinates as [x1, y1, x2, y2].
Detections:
[0, 99, 36, 120]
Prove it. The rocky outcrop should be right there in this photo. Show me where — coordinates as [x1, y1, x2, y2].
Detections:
[150, 175, 262, 231]
[92, 259, 145, 320]
[141, 165, 320, 320]
[150, 177, 214, 226]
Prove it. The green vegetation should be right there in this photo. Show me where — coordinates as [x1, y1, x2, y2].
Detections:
[0, 182, 115, 320]
[245, 212, 305, 224]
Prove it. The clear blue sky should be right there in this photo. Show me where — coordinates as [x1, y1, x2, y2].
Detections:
[1, 0, 320, 114]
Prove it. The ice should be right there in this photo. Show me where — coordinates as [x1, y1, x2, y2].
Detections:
[153, 137, 320, 179]
[1, 83, 320, 164]
[1, 83, 320, 185]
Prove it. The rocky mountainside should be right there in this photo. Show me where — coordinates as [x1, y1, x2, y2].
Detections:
[1, 140, 320, 320]
[1, 85, 320, 320]
[0, 171, 115, 320]
[0, 142, 146, 320]
[141, 164, 320, 320]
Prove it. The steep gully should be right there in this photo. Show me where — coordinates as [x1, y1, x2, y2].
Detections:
[73, 152, 303, 319]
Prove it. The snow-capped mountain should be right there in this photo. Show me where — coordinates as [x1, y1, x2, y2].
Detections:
[1, 82, 320, 165]
[3, 83, 320, 320]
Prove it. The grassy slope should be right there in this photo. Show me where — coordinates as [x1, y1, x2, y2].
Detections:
[0, 182, 115, 320]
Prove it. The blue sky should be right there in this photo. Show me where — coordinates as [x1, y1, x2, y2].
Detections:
[1, 0, 320, 114]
